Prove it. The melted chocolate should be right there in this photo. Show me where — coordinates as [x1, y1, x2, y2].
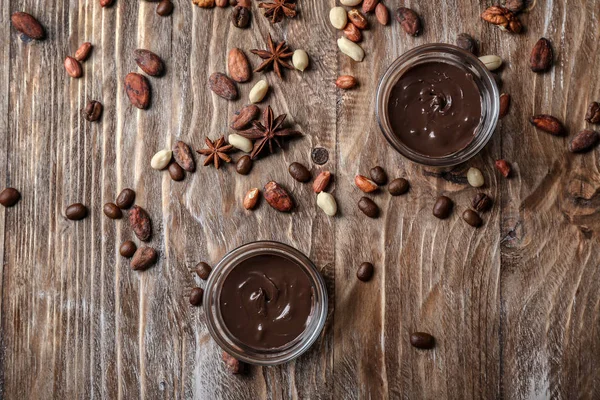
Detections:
[387, 61, 482, 157]
[219, 254, 313, 350]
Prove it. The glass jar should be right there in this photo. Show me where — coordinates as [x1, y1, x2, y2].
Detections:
[204, 241, 328, 366]
[376, 43, 500, 167]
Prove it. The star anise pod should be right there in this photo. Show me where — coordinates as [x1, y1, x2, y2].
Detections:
[258, 0, 297, 24]
[196, 137, 234, 169]
[238, 106, 301, 159]
[250, 34, 294, 79]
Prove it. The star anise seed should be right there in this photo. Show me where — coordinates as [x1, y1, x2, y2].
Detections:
[238, 106, 301, 159]
[258, 0, 297, 24]
[197, 137, 234, 169]
[250, 34, 294, 79]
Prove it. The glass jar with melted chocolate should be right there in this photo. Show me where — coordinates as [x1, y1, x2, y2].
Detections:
[204, 241, 328, 365]
[376, 44, 500, 166]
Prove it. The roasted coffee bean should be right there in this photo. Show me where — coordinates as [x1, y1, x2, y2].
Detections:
[116, 188, 136, 209]
[288, 162, 311, 182]
[388, 178, 409, 196]
[82, 100, 103, 122]
[472, 193, 493, 212]
[433, 196, 453, 219]
[369, 166, 388, 185]
[103, 202, 123, 219]
[189, 287, 204, 306]
[195, 262, 212, 280]
[66, 203, 88, 220]
[358, 197, 379, 218]
[0, 188, 21, 207]
[356, 262, 374, 282]
[120, 240, 137, 258]
[311, 147, 329, 165]
[168, 162, 185, 181]
[410, 332, 435, 349]
[131, 246, 158, 270]
[232, 6, 250, 28]
[156, 0, 174, 16]
[462, 209, 482, 227]
[236, 155, 253, 175]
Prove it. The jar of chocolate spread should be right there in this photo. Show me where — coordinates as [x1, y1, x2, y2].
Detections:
[204, 241, 328, 365]
[376, 43, 500, 166]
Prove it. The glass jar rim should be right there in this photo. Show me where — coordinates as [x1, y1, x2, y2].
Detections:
[376, 43, 500, 167]
[203, 241, 328, 366]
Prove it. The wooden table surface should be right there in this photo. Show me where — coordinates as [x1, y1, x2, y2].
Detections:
[2, 0, 600, 398]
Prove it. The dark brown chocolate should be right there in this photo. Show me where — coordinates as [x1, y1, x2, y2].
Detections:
[387, 61, 482, 157]
[219, 254, 313, 350]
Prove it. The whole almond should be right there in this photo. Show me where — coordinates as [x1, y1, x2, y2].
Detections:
[172, 141, 196, 172]
[344, 22, 362, 42]
[494, 159, 512, 178]
[348, 9, 368, 30]
[134, 49, 165, 76]
[129, 205, 152, 241]
[243, 188, 260, 210]
[230, 104, 260, 130]
[585, 102, 600, 124]
[355, 175, 378, 193]
[375, 4, 389, 25]
[64, 56, 83, 78]
[395, 7, 421, 36]
[529, 114, 565, 136]
[131, 247, 158, 271]
[124, 73, 151, 109]
[336, 75, 358, 90]
[11, 12, 45, 40]
[227, 48, 251, 83]
[313, 171, 332, 193]
[263, 181, 294, 212]
[100, 0, 115, 7]
[499, 93, 511, 118]
[569, 130, 600, 153]
[362, 0, 378, 14]
[75, 42, 93, 62]
[209, 72, 238, 100]
[480, 5, 522, 34]
[530, 38, 553, 73]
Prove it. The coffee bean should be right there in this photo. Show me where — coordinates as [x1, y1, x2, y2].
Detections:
[131, 246, 158, 270]
[120, 240, 137, 258]
[156, 0, 174, 16]
[82, 100, 103, 122]
[472, 193, 492, 212]
[195, 262, 212, 280]
[462, 209, 482, 227]
[66, 203, 88, 220]
[388, 178, 409, 196]
[189, 287, 204, 306]
[103, 202, 123, 219]
[236, 155, 253, 175]
[358, 197, 379, 218]
[311, 147, 329, 165]
[232, 6, 250, 28]
[288, 162, 311, 182]
[116, 188, 136, 209]
[432, 196, 453, 219]
[0, 188, 21, 207]
[369, 166, 388, 185]
[410, 332, 435, 349]
[168, 162, 185, 181]
[356, 262, 374, 282]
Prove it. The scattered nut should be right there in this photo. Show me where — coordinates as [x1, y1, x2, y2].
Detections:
[228, 133, 253, 153]
[456, 33, 478, 55]
[151, 149, 172, 170]
[585, 102, 600, 124]
[529, 114, 565, 136]
[495, 159, 512, 177]
[481, 5, 522, 33]
[569, 129, 600, 153]
[467, 167, 485, 187]
[348, 9, 368, 30]
[243, 188, 260, 210]
[395, 7, 421, 36]
[375, 3, 389, 25]
[317, 192, 337, 216]
[340, 0, 361, 5]
[337, 37, 365, 62]
[75, 42, 93, 62]
[343, 22, 362, 42]
[329, 7, 348, 30]
[64, 56, 83, 78]
[292, 50, 309, 71]
[355, 175, 378, 193]
[479, 55, 502, 71]
[249, 79, 269, 103]
[227, 48, 252, 83]
[313, 171, 332, 193]
[336, 75, 358, 90]
[499, 93, 511, 118]
[530, 38, 553, 73]
[362, 0, 378, 14]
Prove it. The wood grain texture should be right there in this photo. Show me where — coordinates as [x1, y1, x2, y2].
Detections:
[1, 0, 600, 399]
